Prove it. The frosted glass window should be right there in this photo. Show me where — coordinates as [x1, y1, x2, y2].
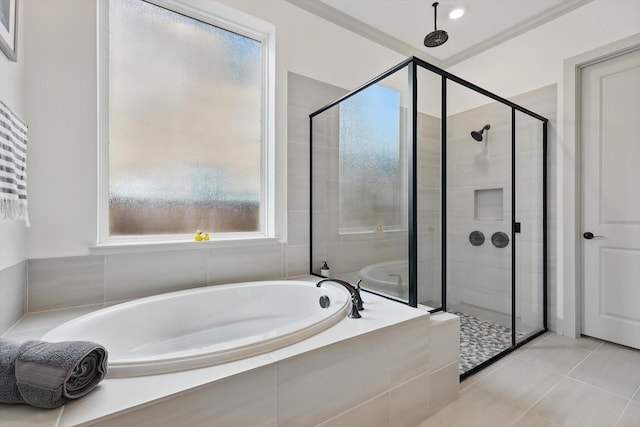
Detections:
[108, 0, 263, 236]
[339, 85, 402, 232]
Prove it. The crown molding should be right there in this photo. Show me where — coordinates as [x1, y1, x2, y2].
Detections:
[284, 0, 444, 67]
[285, 0, 594, 69]
[441, 0, 594, 67]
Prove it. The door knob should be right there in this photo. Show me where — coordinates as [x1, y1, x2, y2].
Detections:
[583, 232, 604, 240]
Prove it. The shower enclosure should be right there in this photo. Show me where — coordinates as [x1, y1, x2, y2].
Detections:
[309, 57, 547, 378]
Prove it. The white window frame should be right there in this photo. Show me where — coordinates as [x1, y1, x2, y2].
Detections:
[96, 0, 276, 249]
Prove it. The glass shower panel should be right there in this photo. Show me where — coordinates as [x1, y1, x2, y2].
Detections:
[446, 80, 513, 373]
[515, 112, 545, 341]
[310, 65, 410, 304]
[416, 67, 442, 309]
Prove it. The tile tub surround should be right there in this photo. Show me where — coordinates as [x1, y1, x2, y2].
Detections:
[0, 277, 460, 427]
[25, 241, 286, 312]
[0, 261, 27, 335]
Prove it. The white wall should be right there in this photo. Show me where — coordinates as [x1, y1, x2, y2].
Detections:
[447, 0, 640, 336]
[23, 0, 404, 259]
[448, 1, 640, 107]
[0, 1, 26, 270]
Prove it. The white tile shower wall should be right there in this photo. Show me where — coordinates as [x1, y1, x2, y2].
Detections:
[446, 85, 556, 330]
[0, 261, 27, 335]
[417, 112, 442, 305]
[288, 73, 347, 278]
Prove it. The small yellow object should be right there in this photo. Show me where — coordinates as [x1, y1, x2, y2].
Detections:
[374, 225, 384, 233]
[194, 230, 203, 241]
[203, 233, 210, 241]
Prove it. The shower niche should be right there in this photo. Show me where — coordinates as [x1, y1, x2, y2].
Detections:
[309, 57, 547, 378]
[474, 188, 503, 221]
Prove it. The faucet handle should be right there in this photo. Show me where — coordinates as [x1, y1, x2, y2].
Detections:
[354, 279, 364, 311]
[348, 294, 362, 318]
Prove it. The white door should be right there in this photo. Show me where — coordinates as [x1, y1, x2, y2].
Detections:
[581, 47, 640, 349]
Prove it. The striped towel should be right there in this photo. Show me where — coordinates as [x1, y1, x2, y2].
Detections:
[0, 101, 29, 226]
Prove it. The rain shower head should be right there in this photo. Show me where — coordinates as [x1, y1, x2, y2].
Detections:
[471, 124, 491, 142]
[424, 2, 448, 48]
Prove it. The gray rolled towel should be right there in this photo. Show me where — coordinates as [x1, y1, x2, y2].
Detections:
[14, 340, 108, 409]
[0, 339, 25, 404]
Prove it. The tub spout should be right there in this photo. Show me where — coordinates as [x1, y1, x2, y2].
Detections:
[316, 278, 363, 318]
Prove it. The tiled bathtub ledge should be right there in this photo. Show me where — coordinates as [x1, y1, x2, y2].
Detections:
[0, 278, 460, 427]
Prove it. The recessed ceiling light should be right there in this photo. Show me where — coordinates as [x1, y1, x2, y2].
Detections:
[449, 7, 465, 20]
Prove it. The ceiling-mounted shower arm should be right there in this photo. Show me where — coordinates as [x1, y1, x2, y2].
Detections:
[424, 2, 448, 47]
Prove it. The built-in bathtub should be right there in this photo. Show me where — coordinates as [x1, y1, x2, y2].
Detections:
[42, 280, 349, 377]
[4, 277, 460, 426]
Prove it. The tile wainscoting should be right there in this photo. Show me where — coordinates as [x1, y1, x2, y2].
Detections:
[0, 261, 27, 335]
[25, 243, 286, 313]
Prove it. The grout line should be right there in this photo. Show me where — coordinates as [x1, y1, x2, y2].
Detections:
[631, 383, 640, 402]
[565, 348, 592, 377]
[501, 333, 632, 427]
[206, 247, 211, 285]
[273, 363, 279, 426]
[567, 376, 636, 401]
[25, 259, 29, 315]
[54, 406, 65, 427]
[565, 375, 630, 400]
[103, 255, 107, 307]
[613, 383, 640, 427]
[4, 303, 104, 335]
[1, 313, 27, 338]
[455, 333, 637, 427]
[505, 375, 564, 427]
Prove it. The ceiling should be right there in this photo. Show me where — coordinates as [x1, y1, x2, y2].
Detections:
[285, 0, 594, 68]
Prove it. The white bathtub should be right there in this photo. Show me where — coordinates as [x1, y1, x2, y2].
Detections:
[42, 280, 349, 377]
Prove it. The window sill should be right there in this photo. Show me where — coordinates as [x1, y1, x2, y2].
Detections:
[89, 236, 282, 255]
[338, 228, 407, 236]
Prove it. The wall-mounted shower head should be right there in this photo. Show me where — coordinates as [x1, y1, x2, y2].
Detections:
[471, 124, 491, 142]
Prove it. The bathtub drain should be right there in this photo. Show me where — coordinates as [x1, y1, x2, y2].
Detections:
[319, 295, 331, 308]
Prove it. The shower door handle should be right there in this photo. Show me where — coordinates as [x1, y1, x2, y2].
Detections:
[583, 232, 604, 240]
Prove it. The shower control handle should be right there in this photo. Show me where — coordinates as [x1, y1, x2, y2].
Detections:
[583, 232, 604, 240]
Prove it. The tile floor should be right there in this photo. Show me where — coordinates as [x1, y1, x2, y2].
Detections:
[418, 332, 640, 427]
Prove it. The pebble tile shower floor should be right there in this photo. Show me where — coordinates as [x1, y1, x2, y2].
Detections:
[454, 311, 525, 374]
